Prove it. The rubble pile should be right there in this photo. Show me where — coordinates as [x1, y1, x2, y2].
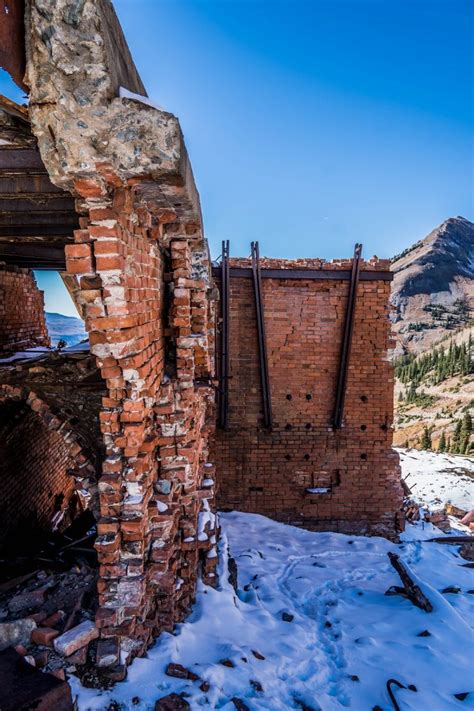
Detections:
[0, 510, 100, 706]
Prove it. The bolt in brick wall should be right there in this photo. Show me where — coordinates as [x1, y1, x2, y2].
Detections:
[0, 263, 50, 352]
[211, 258, 403, 539]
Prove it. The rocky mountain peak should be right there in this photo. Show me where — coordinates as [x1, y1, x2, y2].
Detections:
[390, 217, 474, 355]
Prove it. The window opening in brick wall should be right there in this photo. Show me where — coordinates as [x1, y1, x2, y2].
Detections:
[34, 271, 87, 349]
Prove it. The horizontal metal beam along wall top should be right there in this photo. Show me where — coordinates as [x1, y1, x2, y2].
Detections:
[211, 267, 393, 282]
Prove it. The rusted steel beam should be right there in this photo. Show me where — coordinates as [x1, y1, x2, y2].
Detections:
[211, 266, 392, 282]
[251, 241, 273, 429]
[0, 0, 27, 91]
[332, 243, 363, 429]
[218, 240, 230, 429]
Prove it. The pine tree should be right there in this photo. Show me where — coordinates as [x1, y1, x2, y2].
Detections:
[438, 431, 446, 453]
[452, 419, 463, 454]
[421, 427, 432, 450]
[459, 412, 472, 454]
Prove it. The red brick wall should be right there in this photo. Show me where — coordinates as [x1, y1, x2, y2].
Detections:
[0, 263, 50, 352]
[64, 176, 218, 671]
[212, 258, 403, 538]
[0, 400, 75, 548]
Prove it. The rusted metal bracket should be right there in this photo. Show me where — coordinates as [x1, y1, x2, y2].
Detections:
[218, 240, 230, 429]
[251, 241, 273, 429]
[332, 243, 362, 429]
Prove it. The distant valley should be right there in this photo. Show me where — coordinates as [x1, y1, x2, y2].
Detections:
[45, 311, 87, 347]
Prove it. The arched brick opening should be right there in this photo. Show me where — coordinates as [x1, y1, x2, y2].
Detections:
[0, 385, 98, 555]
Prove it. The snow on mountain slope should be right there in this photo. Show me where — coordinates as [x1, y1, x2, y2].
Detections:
[398, 447, 474, 510]
[72, 510, 474, 710]
[45, 311, 87, 347]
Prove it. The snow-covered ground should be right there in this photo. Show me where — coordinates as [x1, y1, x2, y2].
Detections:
[73, 510, 474, 710]
[398, 447, 474, 510]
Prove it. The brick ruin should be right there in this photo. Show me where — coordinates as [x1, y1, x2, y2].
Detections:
[0, 0, 402, 685]
[0, 264, 49, 351]
[212, 257, 403, 538]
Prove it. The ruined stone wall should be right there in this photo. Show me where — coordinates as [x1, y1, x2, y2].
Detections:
[212, 258, 403, 538]
[0, 263, 49, 352]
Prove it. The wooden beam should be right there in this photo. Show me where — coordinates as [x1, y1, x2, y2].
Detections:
[0, 209, 79, 225]
[0, 175, 63, 194]
[0, 225, 76, 238]
[0, 242, 66, 269]
[387, 552, 433, 612]
[0, 149, 46, 171]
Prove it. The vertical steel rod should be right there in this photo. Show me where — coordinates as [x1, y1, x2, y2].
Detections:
[251, 241, 273, 429]
[218, 240, 230, 429]
[332, 243, 363, 429]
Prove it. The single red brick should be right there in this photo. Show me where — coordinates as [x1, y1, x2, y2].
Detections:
[31, 627, 60, 647]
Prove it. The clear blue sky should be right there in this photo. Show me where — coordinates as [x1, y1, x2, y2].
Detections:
[1, 0, 472, 316]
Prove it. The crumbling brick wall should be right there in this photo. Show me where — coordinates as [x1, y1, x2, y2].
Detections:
[0, 379, 100, 549]
[212, 258, 403, 538]
[0, 352, 105, 512]
[0, 263, 49, 352]
[0, 400, 75, 546]
[62, 180, 218, 672]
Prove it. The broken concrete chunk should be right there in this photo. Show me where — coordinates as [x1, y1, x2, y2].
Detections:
[53, 620, 98, 657]
[0, 618, 37, 651]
